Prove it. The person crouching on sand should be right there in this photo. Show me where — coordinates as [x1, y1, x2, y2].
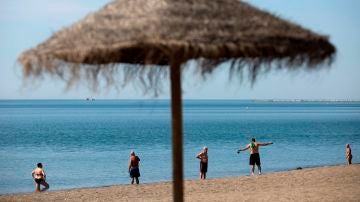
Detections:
[31, 163, 49, 192]
[196, 146, 208, 180]
[128, 150, 141, 184]
[238, 138, 273, 176]
[346, 144, 352, 165]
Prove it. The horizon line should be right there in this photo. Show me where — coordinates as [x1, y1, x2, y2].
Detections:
[0, 98, 359, 102]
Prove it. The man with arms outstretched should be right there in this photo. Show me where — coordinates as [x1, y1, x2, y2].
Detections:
[238, 138, 273, 175]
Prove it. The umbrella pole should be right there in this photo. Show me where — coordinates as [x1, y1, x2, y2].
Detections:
[170, 60, 184, 202]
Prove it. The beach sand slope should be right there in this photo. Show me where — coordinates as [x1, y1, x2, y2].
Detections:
[1, 164, 359, 202]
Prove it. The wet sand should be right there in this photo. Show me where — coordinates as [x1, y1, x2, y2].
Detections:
[1, 164, 359, 202]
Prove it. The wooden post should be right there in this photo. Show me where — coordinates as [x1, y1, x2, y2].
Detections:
[170, 60, 184, 202]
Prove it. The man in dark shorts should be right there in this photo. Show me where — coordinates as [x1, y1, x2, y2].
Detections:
[196, 146, 208, 179]
[238, 138, 273, 175]
[128, 150, 141, 184]
[31, 163, 49, 192]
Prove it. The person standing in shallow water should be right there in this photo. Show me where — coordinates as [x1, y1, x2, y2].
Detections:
[346, 144, 352, 165]
[237, 138, 273, 175]
[31, 163, 49, 192]
[128, 150, 140, 184]
[196, 146, 208, 180]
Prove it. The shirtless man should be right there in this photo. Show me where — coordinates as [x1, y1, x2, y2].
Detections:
[346, 144, 352, 165]
[196, 146, 208, 180]
[31, 163, 49, 192]
[128, 151, 141, 184]
[237, 138, 273, 175]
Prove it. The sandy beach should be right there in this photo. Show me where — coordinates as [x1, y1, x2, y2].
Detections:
[1, 164, 359, 202]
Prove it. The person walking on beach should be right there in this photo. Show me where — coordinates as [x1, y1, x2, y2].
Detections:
[31, 163, 49, 192]
[128, 150, 141, 184]
[346, 144, 352, 165]
[196, 146, 208, 180]
[237, 138, 273, 175]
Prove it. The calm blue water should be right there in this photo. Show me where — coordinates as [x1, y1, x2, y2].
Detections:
[0, 100, 359, 194]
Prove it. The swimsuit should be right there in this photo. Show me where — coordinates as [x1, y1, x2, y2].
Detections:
[129, 167, 140, 178]
[200, 161, 208, 173]
[34, 178, 44, 184]
[249, 153, 261, 166]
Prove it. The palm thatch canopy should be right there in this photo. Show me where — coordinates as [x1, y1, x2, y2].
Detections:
[19, 0, 335, 91]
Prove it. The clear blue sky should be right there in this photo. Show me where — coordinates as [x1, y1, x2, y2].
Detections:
[0, 0, 359, 99]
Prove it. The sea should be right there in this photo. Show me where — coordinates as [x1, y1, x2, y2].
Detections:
[0, 99, 359, 194]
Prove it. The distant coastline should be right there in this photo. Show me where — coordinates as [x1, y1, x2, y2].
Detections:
[0, 99, 359, 102]
[252, 99, 360, 103]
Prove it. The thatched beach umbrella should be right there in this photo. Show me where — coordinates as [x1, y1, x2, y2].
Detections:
[19, 0, 335, 201]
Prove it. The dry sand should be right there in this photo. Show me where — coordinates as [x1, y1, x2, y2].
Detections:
[1, 164, 359, 202]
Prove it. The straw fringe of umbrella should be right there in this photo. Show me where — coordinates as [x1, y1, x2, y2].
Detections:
[18, 0, 335, 95]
